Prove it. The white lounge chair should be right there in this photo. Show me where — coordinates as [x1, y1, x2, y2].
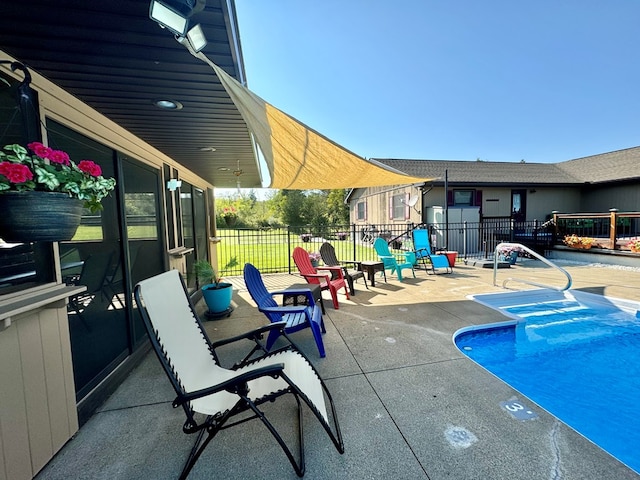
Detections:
[134, 270, 344, 478]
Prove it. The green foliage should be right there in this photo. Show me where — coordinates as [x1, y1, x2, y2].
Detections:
[326, 189, 349, 224]
[214, 189, 348, 232]
[193, 259, 221, 286]
[0, 143, 116, 213]
[269, 189, 348, 233]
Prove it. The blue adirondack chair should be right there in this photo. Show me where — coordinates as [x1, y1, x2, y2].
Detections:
[243, 263, 326, 357]
[412, 229, 453, 274]
[373, 237, 415, 282]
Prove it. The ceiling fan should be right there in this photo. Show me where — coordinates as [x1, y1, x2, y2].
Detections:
[233, 160, 243, 192]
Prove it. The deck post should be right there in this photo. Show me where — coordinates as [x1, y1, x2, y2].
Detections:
[609, 208, 618, 250]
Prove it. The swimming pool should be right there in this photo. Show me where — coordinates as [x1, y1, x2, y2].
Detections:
[454, 289, 640, 474]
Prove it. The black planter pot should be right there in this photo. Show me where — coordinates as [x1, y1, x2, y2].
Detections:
[0, 191, 84, 243]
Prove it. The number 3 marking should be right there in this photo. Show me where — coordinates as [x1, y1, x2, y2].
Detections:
[505, 402, 524, 412]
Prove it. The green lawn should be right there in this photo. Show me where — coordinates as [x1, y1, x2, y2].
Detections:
[216, 229, 382, 275]
[73, 225, 158, 241]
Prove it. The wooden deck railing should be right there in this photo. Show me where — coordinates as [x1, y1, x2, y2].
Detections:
[552, 210, 640, 250]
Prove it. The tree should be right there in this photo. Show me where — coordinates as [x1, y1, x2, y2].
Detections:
[270, 189, 349, 231]
[326, 189, 349, 225]
[271, 190, 307, 231]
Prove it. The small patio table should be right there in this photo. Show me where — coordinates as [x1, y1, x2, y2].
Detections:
[282, 283, 326, 314]
[358, 261, 386, 287]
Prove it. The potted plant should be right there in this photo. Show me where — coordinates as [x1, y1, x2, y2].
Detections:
[193, 259, 233, 314]
[626, 238, 640, 253]
[563, 235, 595, 250]
[0, 142, 116, 242]
[498, 245, 521, 264]
[221, 206, 238, 227]
[308, 251, 321, 267]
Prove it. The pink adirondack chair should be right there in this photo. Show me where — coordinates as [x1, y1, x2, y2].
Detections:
[292, 247, 350, 309]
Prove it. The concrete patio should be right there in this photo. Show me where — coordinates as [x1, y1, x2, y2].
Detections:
[36, 259, 640, 479]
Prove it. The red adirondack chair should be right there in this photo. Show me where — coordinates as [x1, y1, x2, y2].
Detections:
[292, 247, 350, 309]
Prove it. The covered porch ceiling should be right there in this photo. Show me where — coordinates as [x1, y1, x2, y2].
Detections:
[0, 0, 261, 188]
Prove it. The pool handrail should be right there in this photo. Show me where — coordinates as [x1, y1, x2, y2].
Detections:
[493, 242, 572, 291]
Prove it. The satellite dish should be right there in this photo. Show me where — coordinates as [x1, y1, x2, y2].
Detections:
[407, 196, 419, 207]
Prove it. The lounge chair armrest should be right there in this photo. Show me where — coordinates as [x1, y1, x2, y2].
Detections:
[317, 266, 344, 278]
[301, 273, 331, 283]
[175, 363, 286, 406]
[260, 305, 309, 314]
[209, 321, 287, 350]
[340, 260, 361, 268]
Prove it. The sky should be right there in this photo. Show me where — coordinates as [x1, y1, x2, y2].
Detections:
[217, 1, 640, 198]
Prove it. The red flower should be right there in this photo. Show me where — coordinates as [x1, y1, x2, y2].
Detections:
[27, 141, 53, 159]
[0, 161, 33, 183]
[78, 160, 102, 177]
[48, 150, 71, 165]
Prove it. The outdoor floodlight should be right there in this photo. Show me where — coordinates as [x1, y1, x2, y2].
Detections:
[186, 24, 207, 52]
[149, 0, 205, 36]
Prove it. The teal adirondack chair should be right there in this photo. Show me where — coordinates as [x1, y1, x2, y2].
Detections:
[373, 237, 415, 282]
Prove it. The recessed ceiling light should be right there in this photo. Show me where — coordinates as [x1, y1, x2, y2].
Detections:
[218, 167, 231, 171]
[153, 99, 183, 110]
[199, 146, 217, 152]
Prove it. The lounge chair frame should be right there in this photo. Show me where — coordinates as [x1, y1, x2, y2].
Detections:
[134, 270, 344, 479]
[411, 229, 453, 274]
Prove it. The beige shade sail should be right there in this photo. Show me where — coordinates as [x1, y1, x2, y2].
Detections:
[183, 42, 433, 189]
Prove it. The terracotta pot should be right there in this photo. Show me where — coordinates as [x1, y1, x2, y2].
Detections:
[0, 191, 83, 243]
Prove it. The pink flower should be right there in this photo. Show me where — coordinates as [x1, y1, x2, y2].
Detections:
[27, 141, 53, 159]
[77, 160, 102, 176]
[48, 150, 71, 165]
[0, 161, 33, 183]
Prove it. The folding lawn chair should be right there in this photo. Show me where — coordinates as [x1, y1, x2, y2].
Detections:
[134, 270, 344, 478]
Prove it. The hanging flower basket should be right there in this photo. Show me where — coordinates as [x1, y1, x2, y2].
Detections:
[0, 142, 115, 243]
[0, 191, 84, 242]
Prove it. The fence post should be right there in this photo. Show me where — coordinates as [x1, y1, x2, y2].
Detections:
[287, 226, 292, 274]
[462, 221, 467, 260]
[610, 208, 618, 250]
[351, 223, 357, 262]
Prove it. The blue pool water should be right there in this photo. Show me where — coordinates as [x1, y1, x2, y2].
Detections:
[454, 289, 640, 473]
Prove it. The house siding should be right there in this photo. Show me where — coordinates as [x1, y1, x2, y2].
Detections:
[351, 157, 640, 225]
[581, 184, 640, 212]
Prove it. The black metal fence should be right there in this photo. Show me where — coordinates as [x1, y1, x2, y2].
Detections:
[214, 219, 556, 276]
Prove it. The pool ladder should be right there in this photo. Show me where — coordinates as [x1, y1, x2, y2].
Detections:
[493, 242, 572, 291]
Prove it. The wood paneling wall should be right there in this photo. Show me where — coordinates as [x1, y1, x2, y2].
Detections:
[0, 302, 78, 480]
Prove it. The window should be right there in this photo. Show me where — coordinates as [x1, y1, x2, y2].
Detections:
[356, 201, 367, 221]
[454, 190, 474, 206]
[0, 71, 56, 295]
[390, 194, 408, 220]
